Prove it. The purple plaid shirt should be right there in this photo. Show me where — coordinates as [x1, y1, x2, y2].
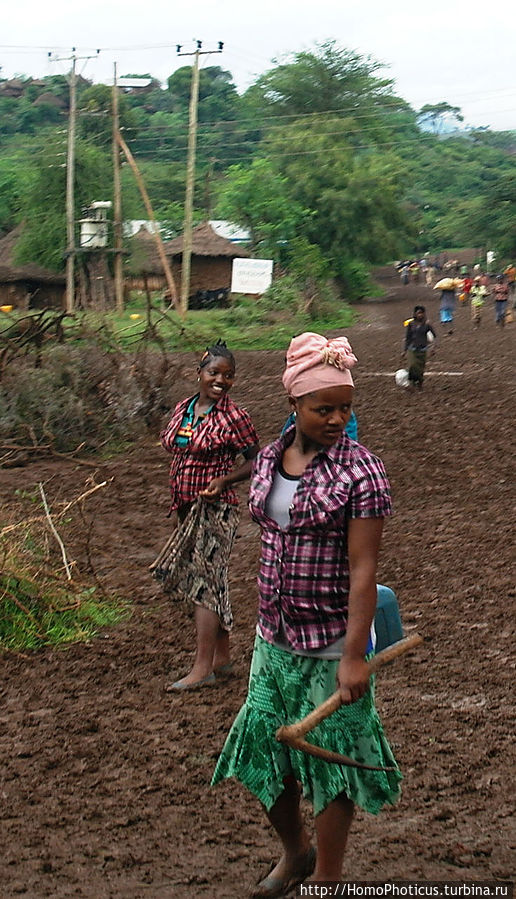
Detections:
[249, 429, 392, 651]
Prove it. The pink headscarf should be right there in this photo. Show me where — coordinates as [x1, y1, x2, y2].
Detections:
[282, 332, 357, 397]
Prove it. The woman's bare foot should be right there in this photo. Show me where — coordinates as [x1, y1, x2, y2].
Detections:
[250, 845, 315, 898]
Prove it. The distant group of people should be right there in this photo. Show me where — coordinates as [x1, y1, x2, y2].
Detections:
[396, 254, 466, 289]
[443, 267, 513, 331]
[397, 256, 515, 333]
[398, 258, 514, 395]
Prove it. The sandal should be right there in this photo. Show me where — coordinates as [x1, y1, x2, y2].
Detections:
[165, 673, 216, 692]
[250, 846, 316, 898]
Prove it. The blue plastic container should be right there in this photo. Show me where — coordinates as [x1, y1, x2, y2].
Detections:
[374, 585, 403, 653]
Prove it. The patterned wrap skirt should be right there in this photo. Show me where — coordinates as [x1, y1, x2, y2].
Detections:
[212, 635, 402, 816]
[151, 498, 239, 631]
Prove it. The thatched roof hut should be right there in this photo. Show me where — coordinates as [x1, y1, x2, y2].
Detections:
[166, 221, 250, 260]
[0, 227, 65, 310]
[125, 222, 250, 300]
[0, 79, 25, 98]
[165, 222, 250, 300]
[33, 91, 67, 110]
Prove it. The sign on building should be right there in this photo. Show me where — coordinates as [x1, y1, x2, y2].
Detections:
[231, 258, 273, 295]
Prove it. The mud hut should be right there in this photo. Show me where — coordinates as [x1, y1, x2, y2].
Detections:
[165, 222, 250, 298]
[0, 227, 65, 310]
[124, 225, 168, 296]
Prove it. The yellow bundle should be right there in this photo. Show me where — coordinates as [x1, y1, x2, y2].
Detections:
[434, 277, 461, 290]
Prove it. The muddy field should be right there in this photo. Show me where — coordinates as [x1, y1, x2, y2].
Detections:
[1, 274, 515, 897]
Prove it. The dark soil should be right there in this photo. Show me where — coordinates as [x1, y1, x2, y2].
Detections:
[1, 272, 515, 897]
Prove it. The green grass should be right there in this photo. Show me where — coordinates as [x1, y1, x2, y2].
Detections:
[75, 293, 357, 352]
[0, 573, 130, 652]
[1, 285, 357, 353]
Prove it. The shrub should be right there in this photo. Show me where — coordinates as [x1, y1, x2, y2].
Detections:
[335, 259, 373, 301]
[0, 346, 181, 453]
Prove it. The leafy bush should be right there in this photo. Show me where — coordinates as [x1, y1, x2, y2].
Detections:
[335, 259, 374, 301]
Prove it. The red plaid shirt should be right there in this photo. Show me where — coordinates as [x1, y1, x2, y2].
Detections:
[161, 393, 258, 511]
[249, 430, 392, 650]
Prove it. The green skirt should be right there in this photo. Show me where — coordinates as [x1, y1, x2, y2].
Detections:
[407, 348, 426, 385]
[212, 635, 402, 816]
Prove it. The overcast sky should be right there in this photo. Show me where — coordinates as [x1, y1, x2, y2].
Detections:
[2, 0, 515, 131]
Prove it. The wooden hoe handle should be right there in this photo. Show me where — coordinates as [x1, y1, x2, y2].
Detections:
[275, 633, 423, 770]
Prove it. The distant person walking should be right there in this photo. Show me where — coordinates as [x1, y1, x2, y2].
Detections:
[470, 279, 487, 329]
[402, 305, 437, 389]
[492, 275, 509, 328]
[439, 286, 456, 334]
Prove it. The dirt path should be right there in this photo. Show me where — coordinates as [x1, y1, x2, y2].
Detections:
[1, 276, 515, 897]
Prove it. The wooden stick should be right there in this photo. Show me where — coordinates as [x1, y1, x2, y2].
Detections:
[275, 633, 423, 768]
[116, 131, 180, 315]
[0, 480, 110, 538]
[38, 483, 72, 580]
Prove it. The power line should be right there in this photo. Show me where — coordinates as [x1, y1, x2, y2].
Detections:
[117, 96, 516, 134]
[119, 125, 516, 159]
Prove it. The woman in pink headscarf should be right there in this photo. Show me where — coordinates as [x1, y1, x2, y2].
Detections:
[213, 333, 401, 896]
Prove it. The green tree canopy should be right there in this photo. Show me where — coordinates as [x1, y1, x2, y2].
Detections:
[15, 137, 114, 271]
[245, 40, 409, 120]
[417, 102, 464, 134]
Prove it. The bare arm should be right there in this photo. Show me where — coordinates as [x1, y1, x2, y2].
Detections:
[199, 443, 259, 501]
[337, 517, 384, 703]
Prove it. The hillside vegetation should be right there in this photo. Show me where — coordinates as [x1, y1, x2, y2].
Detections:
[1, 41, 515, 298]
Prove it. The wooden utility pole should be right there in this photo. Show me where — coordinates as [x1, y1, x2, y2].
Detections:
[65, 54, 77, 313]
[112, 63, 124, 312]
[177, 41, 223, 316]
[50, 48, 100, 313]
[180, 48, 200, 318]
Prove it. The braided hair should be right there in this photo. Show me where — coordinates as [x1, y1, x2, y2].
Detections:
[198, 339, 235, 371]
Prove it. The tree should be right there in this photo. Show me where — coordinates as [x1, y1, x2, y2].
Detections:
[261, 115, 414, 265]
[245, 40, 410, 121]
[15, 137, 114, 272]
[0, 147, 37, 231]
[167, 65, 239, 122]
[417, 102, 464, 134]
[214, 157, 308, 258]
[232, 41, 418, 276]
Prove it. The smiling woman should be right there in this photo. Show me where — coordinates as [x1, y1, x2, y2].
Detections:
[151, 340, 259, 691]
